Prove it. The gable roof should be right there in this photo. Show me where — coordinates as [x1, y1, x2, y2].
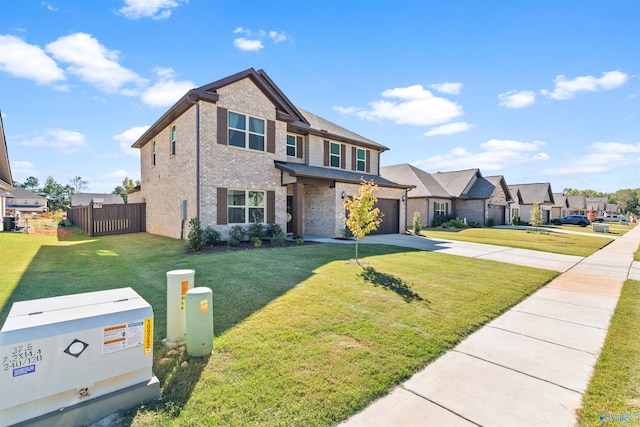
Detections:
[0, 111, 13, 191]
[133, 68, 308, 149]
[431, 168, 495, 199]
[485, 175, 514, 203]
[552, 193, 568, 208]
[508, 183, 555, 205]
[4, 187, 45, 200]
[566, 194, 586, 209]
[70, 193, 124, 206]
[380, 164, 449, 198]
[586, 197, 608, 211]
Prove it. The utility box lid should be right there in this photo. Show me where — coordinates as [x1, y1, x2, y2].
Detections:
[0, 287, 155, 426]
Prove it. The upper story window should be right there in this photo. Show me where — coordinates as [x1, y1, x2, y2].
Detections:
[228, 112, 265, 151]
[356, 148, 366, 172]
[228, 189, 265, 224]
[286, 135, 296, 157]
[23, 199, 28, 205]
[329, 142, 341, 168]
[8, 199, 13, 205]
[170, 125, 176, 156]
[152, 141, 157, 166]
[35, 200, 40, 205]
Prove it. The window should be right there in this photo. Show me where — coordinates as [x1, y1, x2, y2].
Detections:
[228, 112, 265, 151]
[356, 148, 366, 172]
[170, 126, 176, 156]
[435, 202, 446, 217]
[329, 142, 341, 168]
[35, 200, 39, 205]
[8, 199, 13, 205]
[286, 135, 296, 157]
[228, 190, 265, 224]
[23, 199, 28, 205]
[152, 141, 156, 166]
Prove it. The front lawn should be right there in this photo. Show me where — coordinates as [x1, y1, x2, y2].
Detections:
[577, 279, 640, 426]
[419, 227, 613, 257]
[1, 229, 558, 426]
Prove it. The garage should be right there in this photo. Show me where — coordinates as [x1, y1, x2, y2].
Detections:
[371, 198, 399, 235]
[487, 205, 506, 225]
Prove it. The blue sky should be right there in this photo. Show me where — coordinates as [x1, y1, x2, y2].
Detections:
[1, 0, 638, 194]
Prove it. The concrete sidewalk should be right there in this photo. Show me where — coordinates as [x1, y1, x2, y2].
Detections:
[338, 226, 640, 427]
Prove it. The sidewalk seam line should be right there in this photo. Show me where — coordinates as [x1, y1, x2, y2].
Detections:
[400, 385, 484, 427]
[486, 325, 597, 355]
[511, 309, 608, 330]
[527, 295, 615, 312]
[452, 350, 584, 394]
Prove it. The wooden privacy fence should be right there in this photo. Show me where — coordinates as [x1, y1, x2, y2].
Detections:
[67, 203, 146, 237]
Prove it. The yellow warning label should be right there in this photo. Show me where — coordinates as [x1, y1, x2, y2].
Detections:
[144, 317, 153, 354]
[200, 299, 208, 313]
[181, 280, 189, 295]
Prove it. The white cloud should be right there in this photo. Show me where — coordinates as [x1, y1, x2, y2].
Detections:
[269, 31, 287, 43]
[15, 128, 87, 152]
[41, 2, 59, 11]
[333, 106, 361, 114]
[0, 35, 65, 85]
[424, 122, 472, 137]
[539, 142, 640, 176]
[233, 38, 264, 52]
[414, 139, 548, 171]
[498, 90, 536, 108]
[114, 126, 150, 156]
[118, 0, 187, 20]
[337, 84, 463, 126]
[9, 161, 38, 180]
[46, 33, 146, 94]
[140, 67, 194, 107]
[541, 71, 628, 100]
[429, 82, 463, 95]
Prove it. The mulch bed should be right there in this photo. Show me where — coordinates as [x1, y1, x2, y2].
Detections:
[185, 240, 318, 254]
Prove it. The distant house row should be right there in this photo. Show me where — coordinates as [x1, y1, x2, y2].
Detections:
[0, 69, 623, 236]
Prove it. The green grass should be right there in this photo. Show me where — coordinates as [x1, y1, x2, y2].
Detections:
[577, 280, 640, 426]
[552, 223, 635, 236]
[419, 227, 613, 257]
[1, 229, 559, 426]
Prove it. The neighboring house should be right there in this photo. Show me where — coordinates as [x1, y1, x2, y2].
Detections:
[129, 68, 409, 239]
[71, 193, 125, 207]
[586, 197, 619, 216]
[566, 195, 587, 215]
[4, 188, 48, 216]
[485, 175, 514, 225]
[381, 164, 497, 227]
[508, 183, 555, 223]
[0, 111, 14, 230]
[509, 187, 524, 224]
[552, 193, 569, 218]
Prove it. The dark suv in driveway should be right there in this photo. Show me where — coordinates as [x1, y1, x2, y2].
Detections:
[551, 215, 591, 227]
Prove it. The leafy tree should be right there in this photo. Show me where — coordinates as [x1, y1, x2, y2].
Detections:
[342, 179, 383, 264]
[562, 188, 606, 197]
[19, 176, 40, 192]
[40, 176, 74, 211]
[70, 176, 88, 193]
[113, 176, 140, 203]
[529, 202, 544, 230]
[610, 189, 638, 216]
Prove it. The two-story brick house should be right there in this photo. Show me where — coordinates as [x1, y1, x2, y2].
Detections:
[129, 68, 408, 239]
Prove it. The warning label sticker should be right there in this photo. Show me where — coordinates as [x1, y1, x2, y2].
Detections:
[102, 320, 150, 355]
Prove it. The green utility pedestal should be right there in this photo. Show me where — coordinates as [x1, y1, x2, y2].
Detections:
[185, 287, 213, 357]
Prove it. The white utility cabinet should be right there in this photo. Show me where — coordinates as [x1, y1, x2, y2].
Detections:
[0, 287, 155, 426]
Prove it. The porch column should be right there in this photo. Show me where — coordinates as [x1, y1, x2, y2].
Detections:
[292, 182, 303, 236]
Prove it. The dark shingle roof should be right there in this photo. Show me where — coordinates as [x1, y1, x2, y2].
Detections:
[381, 164, 449, 198]
[4, 187, 46, 200]
[71, 193, 124, 206]
[508, 183, 555, 205]
[275, 161, 410, 189]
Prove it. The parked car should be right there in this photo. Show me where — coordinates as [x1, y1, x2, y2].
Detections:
[551, 215, 591, 227]
[595, 214, 629, 222]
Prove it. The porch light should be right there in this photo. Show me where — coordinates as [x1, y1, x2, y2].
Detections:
[341, 191, 346, 199]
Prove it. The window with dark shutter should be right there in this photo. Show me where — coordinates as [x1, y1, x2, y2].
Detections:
[217, 107, 228, 145]
[324, 140, 330, 166]
[217, 187, 228, 225]
[267, 120, 275, 153]
[267, 191, 275, 223]
[296, 136, 303, 159]
[340, 144, 346, 169]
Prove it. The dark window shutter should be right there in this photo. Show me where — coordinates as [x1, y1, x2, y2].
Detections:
[324, 140, 329, 166]
[217, 107, 228, 145]
[217, 187, 228, 225]
[267, 120, 275, 153]
[351, 147, 357, 170]
[341, 144, 346, 169]
[366, 150, 371, 173]
[296, 136, 303, 159]
[267, 191, 275, 223]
